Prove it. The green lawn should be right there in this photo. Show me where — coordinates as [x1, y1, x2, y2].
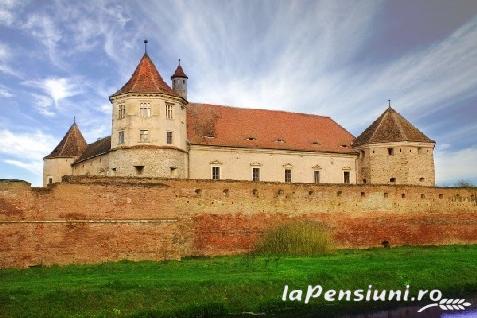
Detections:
[1, 245, 477, 317]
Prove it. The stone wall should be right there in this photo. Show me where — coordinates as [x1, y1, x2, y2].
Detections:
[1, 176, 476, 268]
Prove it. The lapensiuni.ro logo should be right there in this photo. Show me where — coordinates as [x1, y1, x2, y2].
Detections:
[281, 285, 472, 313]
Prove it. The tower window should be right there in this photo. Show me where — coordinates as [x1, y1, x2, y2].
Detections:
[212, 166, 220, 180]
[343, 171, 350, 184]
[419, 177, 425, 182]
[118, 131, 125, 144]
[284, 169, 292, 183]
[47, 176, 53, 184]
[314, 170, 320, 184]
[390, 177, 396, 184]
[134, 165, 144, 175]
[252, 167, 260, 181]
[118, 103, 126, 119]
[139, 130, 149, 142]
[140, 102, 151, 118]
[166, 131, 173, 144]
[388, 148, 394, 156]
[360, 150, 365, 159]
[166, 103, 174, 119]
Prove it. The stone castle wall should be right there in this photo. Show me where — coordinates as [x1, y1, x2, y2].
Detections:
[1, 176, 476, 268]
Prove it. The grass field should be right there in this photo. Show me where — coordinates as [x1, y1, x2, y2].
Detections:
[1, 245, 477, 317]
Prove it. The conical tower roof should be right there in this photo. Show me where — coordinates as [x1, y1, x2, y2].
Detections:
[353, 107, 434, 147]
[111, 53, 177, 97]
[171, 64, 188, 79]
[44, 123, 87, 159]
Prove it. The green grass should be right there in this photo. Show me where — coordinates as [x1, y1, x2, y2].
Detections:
[1, 245, 477, 317]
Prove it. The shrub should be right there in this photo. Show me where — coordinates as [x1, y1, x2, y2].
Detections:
[455, 179, 474, 187]
[253, 221, 334, 256]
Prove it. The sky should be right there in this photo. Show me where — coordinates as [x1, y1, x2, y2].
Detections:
[0, 0, 477, 186]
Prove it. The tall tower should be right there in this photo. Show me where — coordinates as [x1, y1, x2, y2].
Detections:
[171, 59, 188, 99]
[353, 103, 436, 186]
[108, 41, 189, 178]
[43, 121, 87, 186]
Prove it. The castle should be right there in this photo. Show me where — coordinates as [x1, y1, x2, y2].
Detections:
[43, 45, 436, 187]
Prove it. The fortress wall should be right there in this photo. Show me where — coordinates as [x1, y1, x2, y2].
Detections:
[1, 177, 476, 268]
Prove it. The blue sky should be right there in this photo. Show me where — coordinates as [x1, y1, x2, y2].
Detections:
[0, 0, 477, 186]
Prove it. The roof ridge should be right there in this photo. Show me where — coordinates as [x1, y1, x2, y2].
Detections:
[391, 109, 409, 140]
[189, 102, 332, 119]
[368, 109, 388, 143]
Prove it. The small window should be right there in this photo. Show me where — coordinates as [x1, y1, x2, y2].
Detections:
[390, 177, 396, 184]
[419, 177, 425, 182]
[48, 177, 53, 184]
[134, 166, 144, 175]
[384, 192, 389, 198]
[344, 171, 350, 184]
[246, 136, 256, 141]
[118, 131, 125, 144]
[170, 167, 177, 177]
[166, 103, 174, 119]
[421, 194, 425, 199]
[360, 150, 365, 159]
[182, 79, 185, 84]
[166, 131, 173, 144]
[140, 102, 151, 118]
[118, 103, 126, 119]
[401, 193, 406, 198]
[139, 130, 149, 142]
[212, 166, 220, 180]
[362, 179, 367, 184]
[252, 167, 260, 182]
[388, 148, 394, 156]
[418, 147, 423, 154]
[285, 169, 292, 183]
[314, 170, 320, 184]
[439, 194, 444, 199]
[361, 192, 365, 198]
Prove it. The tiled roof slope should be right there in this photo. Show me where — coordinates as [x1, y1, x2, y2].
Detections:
[353, 107, 434, 147]
[74, 136, 111, 163]
[187, 103, 355, 153]
[44, 123, 87, 159]
[111, 53, 177, 97]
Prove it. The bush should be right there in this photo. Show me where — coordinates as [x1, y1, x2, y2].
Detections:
[253, 221, 335, 256]
[455, 179, 475, 187]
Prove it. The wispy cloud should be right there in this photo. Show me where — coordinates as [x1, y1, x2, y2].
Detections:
[0, 129, 57, 176]
[0, 85, 13, 97]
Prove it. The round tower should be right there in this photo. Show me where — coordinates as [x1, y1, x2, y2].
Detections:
[171, 59, 188, 100]
[108, 41, 188, 178]
[353, 102, 435, 186]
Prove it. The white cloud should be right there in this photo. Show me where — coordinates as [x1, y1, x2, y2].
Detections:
[23, 77, 81, 115]
[0, 85, 13, 97]
[0, 129, 57, 177]
[22, 14, 63, 65]
[435, 146, 477, 185]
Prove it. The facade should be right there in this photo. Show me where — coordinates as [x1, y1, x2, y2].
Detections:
[43, 48, 436, 187]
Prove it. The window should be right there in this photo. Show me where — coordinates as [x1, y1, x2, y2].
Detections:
[388, 148, 394, 156]
[166, 131, 173, 144]
[118, 131, 125, 144]
[284, 169, 292, 183]
[140, 102, 151, 118]
[314, 170, 320, 184]
[390, 177, 396, 184]
[166, 103, 174, 119]
[118, 104, 126, 119]
[212, 166, 220, 180]
[48, 176, 53, 184]
[418, 147, 423, 154]
[363, 179, 367, 184]
[419, 177, 425, 182]
[360, 150, 365, 159]
[344, 171, 350, 184]
[139, 130, 149, 142]
[252, 167, 260, 181]
[134, 166, 144, 175]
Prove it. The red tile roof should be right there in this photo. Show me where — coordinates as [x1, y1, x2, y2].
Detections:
[187, 103, 355, 153]
[111, 53, 177, 97]
[353, 107, 434, 147]
[171, 65, 187, 79]
[74, 136, 111, 163]
[44, 123, 87, 159]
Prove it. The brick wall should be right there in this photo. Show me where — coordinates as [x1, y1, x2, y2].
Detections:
[1, 176, 476, 268]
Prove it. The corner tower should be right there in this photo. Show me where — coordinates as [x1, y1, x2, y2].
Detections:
[353, 104, 435, 186]
[171, 59, 188, 99]
[43, 121, 87, 186]
[108, 41, 188, 178]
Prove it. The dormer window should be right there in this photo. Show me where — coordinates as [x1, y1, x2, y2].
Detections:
[140, 102, 151, 118]
[312, 141, 320, 145]
[275, 138, 285, 143]
[246, 136, 256, 141]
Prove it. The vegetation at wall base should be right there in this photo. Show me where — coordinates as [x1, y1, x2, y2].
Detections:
[0, 245, 477, 317]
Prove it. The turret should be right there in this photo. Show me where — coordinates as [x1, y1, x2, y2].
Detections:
[43, 121, 87, 186]
[353, 101, 436, 186]
[171, 59, 188, 100]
